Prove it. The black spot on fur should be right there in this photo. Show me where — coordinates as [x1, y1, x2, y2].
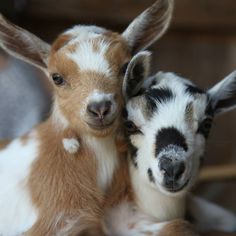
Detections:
[185, 84, 204, 96]
[128, 141, 138, 168]
[205, 97, 215, 117]
[122, 108, 128, 119]
[126, 62, 144, 97]
[155, 127, 188, 157]
[147, 168, 155, 183]
[145, 88, 174, 114]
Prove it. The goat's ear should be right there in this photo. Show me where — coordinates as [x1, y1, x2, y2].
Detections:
[0, 14, 50, 73]
[207, 71, 236, 115]
[122, 0, 173, 54]
[123, 51, 151, 100]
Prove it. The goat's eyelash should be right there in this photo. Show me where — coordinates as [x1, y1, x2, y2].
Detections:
[124, 120, 142, 135]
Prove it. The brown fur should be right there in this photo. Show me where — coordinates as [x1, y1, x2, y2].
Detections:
[0, 139, 11, 150]
[25, 119, 105, 235]
[51, 34, 72, 53]
[158, 219, 198, 236]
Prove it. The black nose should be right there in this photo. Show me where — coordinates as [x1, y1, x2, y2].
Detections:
[159, 156, 185, 180]
[87, 101, 112, 120]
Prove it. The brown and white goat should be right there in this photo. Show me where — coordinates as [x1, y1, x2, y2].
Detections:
[102, 52, 236, 235]
[0, 1, 173, 235]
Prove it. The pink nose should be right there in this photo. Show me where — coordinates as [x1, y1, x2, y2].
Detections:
[87, 101, 112, 120]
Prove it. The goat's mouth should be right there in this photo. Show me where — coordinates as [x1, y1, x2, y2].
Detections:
[86, 119, 116, 131]
[162, 178, 190, 194]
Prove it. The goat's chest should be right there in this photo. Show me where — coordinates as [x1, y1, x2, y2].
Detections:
[86, 136, 118, 192]
[0, 137, 38, 235]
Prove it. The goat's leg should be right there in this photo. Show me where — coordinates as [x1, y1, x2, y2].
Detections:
[187, 194, 236, 233]
[104, 202, 198, 236]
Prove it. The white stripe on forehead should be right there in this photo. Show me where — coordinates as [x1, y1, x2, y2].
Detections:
[64, 25, 111, 76]
[67, 40, 111, 76]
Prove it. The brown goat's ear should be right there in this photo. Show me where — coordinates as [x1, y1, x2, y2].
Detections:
[123, 51, 151, 100]
[0, 14, 50, 73]
[122, 0, 173, 54]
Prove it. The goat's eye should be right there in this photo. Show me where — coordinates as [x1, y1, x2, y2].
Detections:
[198, 117, 213, 138]
[202, 118, 212, 131]
[124, 120, 140, 134]
[52, 73, 65, 86]
[121, 62, 129, 75]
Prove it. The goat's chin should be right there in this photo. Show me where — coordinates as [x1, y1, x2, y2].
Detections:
[157, 181, 190, 197]
[86, 119, 119, 137]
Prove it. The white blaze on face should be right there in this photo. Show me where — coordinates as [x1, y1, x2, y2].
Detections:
[66, 28, 111, 76]
[0, 132, 39, 235]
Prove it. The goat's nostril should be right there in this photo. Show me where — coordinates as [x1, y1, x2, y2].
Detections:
[160, 156, 185, 180]
[87, 101, 112, 119]
[173, 162, 185, 180]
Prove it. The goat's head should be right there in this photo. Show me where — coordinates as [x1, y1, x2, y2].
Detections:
[123, 53, 236, 195]
[0, 0, 173, 137]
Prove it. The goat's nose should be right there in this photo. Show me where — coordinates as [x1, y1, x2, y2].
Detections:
[87, 101, 112, 120]
[159, 156, 185, 180]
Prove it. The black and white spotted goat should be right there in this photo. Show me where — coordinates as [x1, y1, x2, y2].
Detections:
[107, 51, 236, 234]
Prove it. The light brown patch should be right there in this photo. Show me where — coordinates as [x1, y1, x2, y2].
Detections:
[104, 32, 131, 75]
[51, 34, 72, 53]
[20, 133, 31, 145]
[26, 119, 105, 235]
[185, 102, 194, 128]
[0, 139, 11, 150]
[158, 219, 198, 236]
[92, 40, 100, 53]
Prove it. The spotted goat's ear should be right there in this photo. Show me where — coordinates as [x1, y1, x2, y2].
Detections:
[122, 51, 151, 101]
[207, 70, 236, 115]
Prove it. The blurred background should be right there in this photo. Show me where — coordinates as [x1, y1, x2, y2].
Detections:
[0, 0, 235, 213]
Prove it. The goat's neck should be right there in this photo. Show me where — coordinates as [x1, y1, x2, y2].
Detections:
[51, 103, 119, 192]
[83, 134, 119, 192]
[130, 164, 186, 222]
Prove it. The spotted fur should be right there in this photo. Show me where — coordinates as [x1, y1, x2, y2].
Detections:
[111, 68, 236, 234]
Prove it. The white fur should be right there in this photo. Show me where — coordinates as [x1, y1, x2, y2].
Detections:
[67, 39, 111, 76]
[65, 25, 107, 40]
[62, 138, 80, 154]
[0, 133, 39, 235]
[85, 135, 118, 192]
[124, 71, 236, 234]
[126, 72, 207, 194]
[88, 90, 114, 104]
[104, 202, 168, 236]
[130, 164, 186, 221]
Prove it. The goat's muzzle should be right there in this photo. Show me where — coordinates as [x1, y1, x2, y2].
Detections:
[86, 100, 117, 130]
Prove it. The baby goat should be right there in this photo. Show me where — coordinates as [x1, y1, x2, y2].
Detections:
[0, 1, 173, 235]
[104, 52, 236, 235]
